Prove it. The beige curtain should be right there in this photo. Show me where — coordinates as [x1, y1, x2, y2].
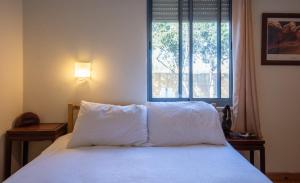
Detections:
[232, 0, 262, 137]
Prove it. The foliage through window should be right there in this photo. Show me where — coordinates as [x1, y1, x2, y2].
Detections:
[148, 0, 232, 106]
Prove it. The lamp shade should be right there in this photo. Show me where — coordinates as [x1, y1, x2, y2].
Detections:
[74, 62, 91, 78]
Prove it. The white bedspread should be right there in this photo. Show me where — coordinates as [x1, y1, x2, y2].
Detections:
[4, 134, 271, 183]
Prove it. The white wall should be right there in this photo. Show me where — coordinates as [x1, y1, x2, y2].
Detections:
[22, 0, 300, 173]
[252, 0, 300, 172]
[23, 0, 147, 161]
[0, 0, 23, 180]
[23, 0, 147, 123]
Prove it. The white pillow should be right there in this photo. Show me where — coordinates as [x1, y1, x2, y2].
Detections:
[68, 101, 148, 148]
[147, 102, 226, 146]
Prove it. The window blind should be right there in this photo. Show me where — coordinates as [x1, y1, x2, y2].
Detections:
[152, 0, 230, 22]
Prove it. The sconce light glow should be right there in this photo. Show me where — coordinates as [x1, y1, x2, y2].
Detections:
[74, 61, 91, 78]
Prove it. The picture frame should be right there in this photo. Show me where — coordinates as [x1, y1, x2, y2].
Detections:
[262, 13, 300, 65]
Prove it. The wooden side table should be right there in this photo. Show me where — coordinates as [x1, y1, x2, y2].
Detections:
[227, 137, 266, 173]
[4, 123, 67, 179]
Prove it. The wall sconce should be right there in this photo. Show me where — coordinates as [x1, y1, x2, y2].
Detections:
[74, 61, 92, 79]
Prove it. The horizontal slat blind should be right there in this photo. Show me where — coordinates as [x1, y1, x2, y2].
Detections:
[153, 0, 178, 21]
[153, 0, 230, 21]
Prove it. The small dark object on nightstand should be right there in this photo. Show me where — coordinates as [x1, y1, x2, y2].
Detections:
[222, 105, 232, 137]
[14, 112, 40, 127]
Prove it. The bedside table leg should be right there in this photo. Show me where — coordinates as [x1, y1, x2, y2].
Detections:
[260, 147, 265, 173]
[250, 150, 254, 165]
[22, 141, 29, 166]
[4, 136, 12, 179]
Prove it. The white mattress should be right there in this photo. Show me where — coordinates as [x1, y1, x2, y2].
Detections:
[4, 134, 271, 183]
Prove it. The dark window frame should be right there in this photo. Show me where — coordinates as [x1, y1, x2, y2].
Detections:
[147, 0, 233, 106]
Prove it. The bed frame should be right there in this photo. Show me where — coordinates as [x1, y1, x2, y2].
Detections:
[67, 104, 80, 132]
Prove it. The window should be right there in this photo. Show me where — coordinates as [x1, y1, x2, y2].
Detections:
[147, 0, 232, 106]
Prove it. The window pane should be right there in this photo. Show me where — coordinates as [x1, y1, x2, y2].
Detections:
[152, 22, 179, 98]
[193, 22, 218, 98]
[150, 0, 232, 104]
[221, 22, 230, 98]
[182, 22, 190, 98]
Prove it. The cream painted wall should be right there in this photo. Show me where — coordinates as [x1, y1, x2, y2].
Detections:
[252, 0, 300, 172]
[23, 0, 147, 124]
[22, 0, 300, 173]
[23, 0, 147, 161]
[0, 0, 23, 180]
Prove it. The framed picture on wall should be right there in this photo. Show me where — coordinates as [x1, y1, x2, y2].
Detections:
[262, 13, 300, 65]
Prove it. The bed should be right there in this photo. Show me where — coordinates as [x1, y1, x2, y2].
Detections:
[4, 103, 272, 183]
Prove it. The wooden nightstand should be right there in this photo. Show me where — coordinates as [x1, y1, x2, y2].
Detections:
[4, 123, 67, 178]
[227, 137, 266, 173]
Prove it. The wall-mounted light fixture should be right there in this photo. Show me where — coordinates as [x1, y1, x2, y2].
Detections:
[74, 61, 92, 79]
